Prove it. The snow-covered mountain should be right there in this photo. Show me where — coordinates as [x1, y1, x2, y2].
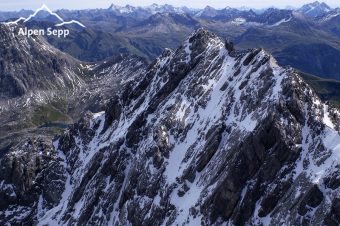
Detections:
[1, 28, 340, 225]
[298, 1, 331, 17]
[105, 3, 333, 23]
[108, 3, 198, 17]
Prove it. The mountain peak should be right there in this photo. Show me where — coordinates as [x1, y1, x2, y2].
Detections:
[150, 3, 159, 7]
[32, 28, 338, 226]
[311, 1, 325, 5]
[187, 28, 220, 44]
[299, 1, 331, 17]
[203, 5, 216, 10]
[310, 1, 331, 8]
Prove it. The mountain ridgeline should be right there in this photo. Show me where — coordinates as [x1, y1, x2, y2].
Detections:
[2, 1, 340, 80]
[0, 28, 339, 225]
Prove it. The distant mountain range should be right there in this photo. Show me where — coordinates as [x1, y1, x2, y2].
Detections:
[1, 1, 340, 81]
[1, 24, 340, 225]
[1, 1, 333, 20]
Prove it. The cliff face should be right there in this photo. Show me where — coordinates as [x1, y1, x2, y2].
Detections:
[0, 24, 83, 99]
[0, 23, 147, 160]
[1, 29, 340, 225]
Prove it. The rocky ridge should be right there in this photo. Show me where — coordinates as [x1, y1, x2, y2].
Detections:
[0, 21, 147, 152]
[0, 29, 340, 225]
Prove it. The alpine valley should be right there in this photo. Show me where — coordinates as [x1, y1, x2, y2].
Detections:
[0, 2, 340, 226]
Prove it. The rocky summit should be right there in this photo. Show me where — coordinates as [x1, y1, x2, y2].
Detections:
[1, 28, 340, 226]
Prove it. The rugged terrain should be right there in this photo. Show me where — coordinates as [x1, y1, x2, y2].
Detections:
[2, 2, 340, 80]
[0, 28, 339, 225]
[0, 23, 147, 162]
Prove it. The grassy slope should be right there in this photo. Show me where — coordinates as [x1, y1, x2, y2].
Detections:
[31, 105, 71, 127]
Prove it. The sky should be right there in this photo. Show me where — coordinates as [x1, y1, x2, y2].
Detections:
[0, 0, 339, 11]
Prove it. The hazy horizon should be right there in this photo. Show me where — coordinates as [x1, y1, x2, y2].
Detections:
[0, 0, 339, 11]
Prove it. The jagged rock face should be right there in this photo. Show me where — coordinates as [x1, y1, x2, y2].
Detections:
[63, 53, 148, 119]
[0, 137, 67, 224]
[0, 24, 82, 99]
[0, 24, 148, 224]
[1, 29, 340, 225]
[0, 31, 147, 148]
